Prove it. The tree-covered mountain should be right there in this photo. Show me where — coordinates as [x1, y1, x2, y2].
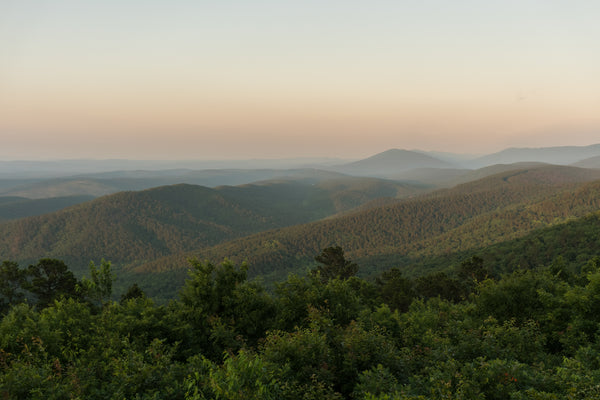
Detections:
[135, 166, 600, 289]
[3, 163, 600, 300]
[0, 178, 422, 276]
[409, 210, 600, 278]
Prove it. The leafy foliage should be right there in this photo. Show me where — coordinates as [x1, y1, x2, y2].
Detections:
[3, 248, 600, 398]
[79, 259, 114, 308]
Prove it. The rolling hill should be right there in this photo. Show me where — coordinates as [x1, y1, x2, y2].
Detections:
[132, 165, 600, 295]
[437, 211, 600, 276]
[0, 177, 422, 275]
[3, 162, 600, 300]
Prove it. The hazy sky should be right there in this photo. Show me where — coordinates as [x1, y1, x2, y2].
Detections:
[1, 0, 599, 160]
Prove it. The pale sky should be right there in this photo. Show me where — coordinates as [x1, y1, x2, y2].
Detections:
[1, 0, 599, 160]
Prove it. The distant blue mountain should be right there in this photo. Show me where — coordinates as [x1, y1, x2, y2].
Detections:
[468, 144, 600, 168]
[331, 149, 457, 177]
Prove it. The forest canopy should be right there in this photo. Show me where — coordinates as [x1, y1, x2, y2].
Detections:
[2, 248, 600, 399]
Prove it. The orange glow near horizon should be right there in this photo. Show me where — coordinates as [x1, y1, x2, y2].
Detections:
[1, 1, 599, 159]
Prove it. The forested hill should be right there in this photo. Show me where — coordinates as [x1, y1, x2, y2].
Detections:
[0, 178, 420, 274]
[137, 166, 600, 284]
[411, 210, 600, 278]
[426, 164, 600, 195]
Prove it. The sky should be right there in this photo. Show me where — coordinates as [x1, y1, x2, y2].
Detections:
[1, 0, 599, 160]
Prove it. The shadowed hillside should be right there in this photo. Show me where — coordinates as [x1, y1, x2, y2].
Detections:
[407, 210, 600, 278]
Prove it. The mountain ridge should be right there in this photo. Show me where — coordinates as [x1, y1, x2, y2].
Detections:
[469, 143, 600, 168]
[0, 178, 423, 274]
[134, 166, 600, 291]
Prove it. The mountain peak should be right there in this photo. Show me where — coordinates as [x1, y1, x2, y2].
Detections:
[332, 149, 456, 178]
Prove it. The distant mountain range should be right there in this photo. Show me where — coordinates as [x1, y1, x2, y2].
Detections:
[1, 144, 599, 200]
[0, 157, 347, 178]
[2, 143, 600, 300]
[467, 144, 600, 168]
[0, 169, 350, 199]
